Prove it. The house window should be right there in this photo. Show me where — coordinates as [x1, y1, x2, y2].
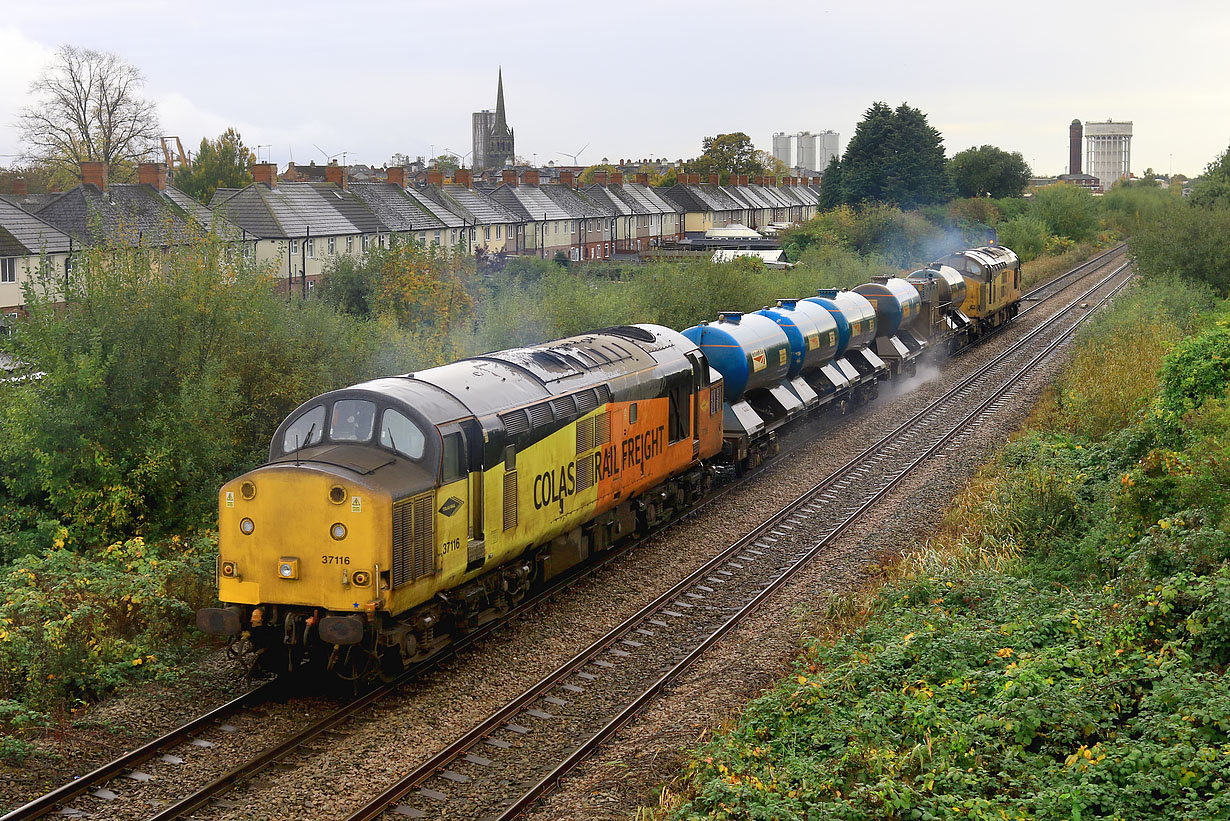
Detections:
[306, 238, 315, 258]
[496, 224, 502, 239]
[418, 232, 426, 244]
[328, 237, 336, 255]
[450, 230, 457, 244]
[307, 280, 315, 294]
[554, 222, 559, 235]
[484, 226, 491, 240]
[290, 240, 299, 255]
[434, 230, 441, 244]
[243, 243, 255, 260]
[378, 234, 386, 248]
[361, 235, 369, 251]
[346, 235, 354, 253]
[0, 258, 14, 283]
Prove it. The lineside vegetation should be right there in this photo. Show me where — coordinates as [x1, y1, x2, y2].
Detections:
[0, 180, 1187, 760]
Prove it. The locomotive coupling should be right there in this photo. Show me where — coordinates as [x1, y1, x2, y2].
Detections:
[196, 606, 242, 636]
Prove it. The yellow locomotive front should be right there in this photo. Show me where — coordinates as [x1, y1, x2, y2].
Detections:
[197, 385, 444, 676]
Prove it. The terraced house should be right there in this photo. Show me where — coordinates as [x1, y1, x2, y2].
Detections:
[210, 163, 383, 294]
[488, 170, 614, 261]
[0, 197, 72, 323]
[583, 171, 684, 252]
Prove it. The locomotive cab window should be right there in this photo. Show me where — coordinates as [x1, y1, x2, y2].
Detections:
[330, 399, 376, 442]
[380, 409, 426, 459]
[282, 405, 325, 453]
[441, 432, 464, 484]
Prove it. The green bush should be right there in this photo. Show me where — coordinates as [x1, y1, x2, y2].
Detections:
[0, 237, 402, 550]
[0, 535, 215, 714]
[994, 214, 1049, 261]
[1030, 182, 1100, 242]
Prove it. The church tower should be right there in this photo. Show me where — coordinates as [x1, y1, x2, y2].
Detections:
[486, 68, 516, 171]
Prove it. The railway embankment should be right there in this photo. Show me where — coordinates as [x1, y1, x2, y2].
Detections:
[646, 275, 1230, 819]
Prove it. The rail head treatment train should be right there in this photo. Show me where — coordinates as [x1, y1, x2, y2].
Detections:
[196, 245, 1021, 678]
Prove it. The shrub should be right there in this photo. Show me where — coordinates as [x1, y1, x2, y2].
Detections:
[0, 535, 215, 713]
[994, 214, 1049, 262]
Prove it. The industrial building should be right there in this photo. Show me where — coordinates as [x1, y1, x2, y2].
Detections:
[1085, 120, 1132, 191]
[769, 130, 840, 174]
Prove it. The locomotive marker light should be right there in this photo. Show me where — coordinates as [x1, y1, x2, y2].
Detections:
[221, 560, 238, 578]
[240, 517, 255, 535]
[278, 558, 299, 579]
[352, 570, 371, 586]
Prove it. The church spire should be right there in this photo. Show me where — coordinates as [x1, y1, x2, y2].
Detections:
[494, 67, 507, 130]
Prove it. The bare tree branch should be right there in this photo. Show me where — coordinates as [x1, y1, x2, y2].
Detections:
[17, 44, 160, 183]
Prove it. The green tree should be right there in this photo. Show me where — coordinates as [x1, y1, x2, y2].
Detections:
[818, 157, 843, 209]
[1190, 141, 1230, 209]
[1030, 182, 1099, 241]
[948, 144, 1031, 198]
[687, 132, 767, 180]
[579, 163, 617, 184]
[837, 102, 951, 208]
[0, 235, 389, 549]
[430, 154, 460, 177]
[172, 128, 255, 203]
[1130, 201, 1230, 295]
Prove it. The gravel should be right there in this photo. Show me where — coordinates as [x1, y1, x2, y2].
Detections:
[1, 256, 1125, 821]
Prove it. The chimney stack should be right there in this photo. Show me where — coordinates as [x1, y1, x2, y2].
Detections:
[325, 164, 349, 190]
[426, 169, 443, 187]
[13, 178, 28, 198]
[387, 166, 406, 188]
[559, 170, 575, 187]
[252, 162, 278, 188]
[635, 172, 648, 185]
[1070, 119, 1083, 176]
[502, 169, 518, 186]
[455, 168, 473, 188]
[80, 161, 108, 191]
[138, 162, 168, 190]
[520, 169, 540, 186]
[593, 170, 609, 185]
[611, 171, 623, 185]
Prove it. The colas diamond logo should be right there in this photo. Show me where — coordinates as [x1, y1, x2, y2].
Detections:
[438, 496, 464, 517]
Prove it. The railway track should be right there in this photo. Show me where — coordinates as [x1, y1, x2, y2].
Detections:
[3, 247, 1128, 821]
[339, 262, 1135, 820]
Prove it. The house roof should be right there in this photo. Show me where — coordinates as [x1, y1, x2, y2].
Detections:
[0, 197, 72, 256]
[210, 181, 381, 239]
[622, 183, 683, 215]
[489, 184, 575, 222]
[429, 184, 522, 225]
[346, 182, 449, 232]
[584, 184, 642, 216]
[35, 183, 225, 247]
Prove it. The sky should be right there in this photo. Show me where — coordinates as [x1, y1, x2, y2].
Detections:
[1, 0, 1227, 178]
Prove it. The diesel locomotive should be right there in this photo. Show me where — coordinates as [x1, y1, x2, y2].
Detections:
[197, 245, 1021, 678]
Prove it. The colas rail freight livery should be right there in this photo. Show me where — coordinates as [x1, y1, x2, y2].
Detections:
[197, 245, 1021, 680]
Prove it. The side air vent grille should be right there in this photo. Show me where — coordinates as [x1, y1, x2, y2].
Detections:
[576, 416, 596, 454]
[595, 384, 612, 405]
[503, 471, 519, 531]
[392, 492, 435, 587]
[527, 402, 553, 428]
[550, 394, 577, 420]
[595, 412, 611, 446]
[501, 408, 530, 436]
[575, 454, 594, 492]
[575, 390, 598, 414]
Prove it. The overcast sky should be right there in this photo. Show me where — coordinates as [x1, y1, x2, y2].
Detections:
[1, 0, 1227, 178]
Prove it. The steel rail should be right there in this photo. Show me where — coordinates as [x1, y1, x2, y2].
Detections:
[493, 264, 1138, 821]
[342, 262, 1133, 821]
[7, 246, 1125, 821]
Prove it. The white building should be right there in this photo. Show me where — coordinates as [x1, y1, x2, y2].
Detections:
[1085, 121, 1132, 191]
[796, 132, 816, 172]
[771, 132, 792, 168]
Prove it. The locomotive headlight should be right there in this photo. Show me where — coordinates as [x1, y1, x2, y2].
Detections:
[240, 517, 255, 535]
[277, 558, 299, 579]
[352, 570, 371, 586]
[331, 523, 347, 541]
